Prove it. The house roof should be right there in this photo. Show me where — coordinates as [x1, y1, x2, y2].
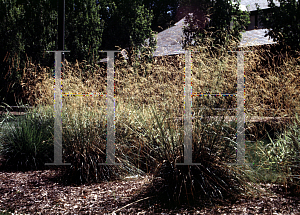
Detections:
[99, 16, 186, 62]
[239, 29, 276, 47]
[99, 19, 276, 62]
[151, 15, 277, 57]
[240, 0, 280, 11]
[151, 17, 186, 57]
[99, 2, 281, 63]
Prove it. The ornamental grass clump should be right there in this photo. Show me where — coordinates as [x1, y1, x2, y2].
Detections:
[14, 40, 300, 204]
[0, 105, 54, 171]
[247, 113, 300, 194]
[57, 99, 144, 185]
[125, 102, 258, 208]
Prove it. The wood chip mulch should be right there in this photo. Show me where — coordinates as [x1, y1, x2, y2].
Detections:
[0, 169, 300, 214]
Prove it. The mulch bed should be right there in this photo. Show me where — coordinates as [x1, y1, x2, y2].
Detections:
[0, 168, 299, 214]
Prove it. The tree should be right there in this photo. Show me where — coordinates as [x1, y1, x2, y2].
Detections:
[176, 0, 212, 48]
[99, 0, 157, 65]
[0, 0, 50, 105]
[0, 0, 104, 105]
[141, 0, 181, 32]
[15, 0, 57, 67]
[182, 0, 250, 51]
[175, 0, 211, 21]
[65, 0, 104, 64]
[257, 0, 300, 51]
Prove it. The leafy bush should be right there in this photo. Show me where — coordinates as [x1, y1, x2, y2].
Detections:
[183, 0, 250, 51]
[257, 0, 300, 51]
[0, 0, 104, 105]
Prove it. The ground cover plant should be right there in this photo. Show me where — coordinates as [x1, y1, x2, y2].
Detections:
[1, 41, 300, 213]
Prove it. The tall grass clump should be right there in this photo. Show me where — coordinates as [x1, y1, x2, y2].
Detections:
[246, 114, 300, 194]
[0, 105, 54, 171]
[123, 100, 261, 209]
[39, 97, 144, 185]
[17, 55, 145, 184]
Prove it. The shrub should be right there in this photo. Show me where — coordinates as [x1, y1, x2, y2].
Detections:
[257, 0, 300, 52]
[183, 0, 250, 51]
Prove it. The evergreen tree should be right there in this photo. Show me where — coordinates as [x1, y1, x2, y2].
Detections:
[0, 0, 104, 105]
[142, 0, 181, 32]
[0, 0, 56, 105]
[65, 0, 104, 64]
[99, 0, 156, 65]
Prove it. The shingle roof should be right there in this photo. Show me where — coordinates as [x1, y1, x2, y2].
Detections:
[239, 29, 276, 47]
[151, 16, 277, 56]
[99, 3, 281, 63]
[99, 16, 186, 62]
[240, 0, 280, 11]
[99, 21, 277, 62]
[152, 17, 186, 57]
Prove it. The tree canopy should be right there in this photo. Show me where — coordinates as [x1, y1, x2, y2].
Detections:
[182, 0, 250, 51]
[0, 0, 159, 105]
[257, 0, 300, 51]
[141, 0, 181, 32]
[98, 0, 156, 64]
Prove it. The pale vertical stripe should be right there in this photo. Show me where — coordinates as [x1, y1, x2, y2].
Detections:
[184, 50, 192, 164]
[236, 51, 245, 165]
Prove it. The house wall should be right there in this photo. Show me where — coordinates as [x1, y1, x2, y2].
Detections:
[248, 15, 256, 30]
[247, 11, 265, 31]
[257, 16, 264, 29]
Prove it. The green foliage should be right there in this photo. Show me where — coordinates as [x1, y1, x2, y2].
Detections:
[60, 105, 115, 184]
[183, 0, 250, 51]
[257, 0, 300, 51]
[0, 0, 159, 104]
[57, 104, 143, 185]
[124, 102, 249, 206]
[99, 0, 157, 65]
[180, 0, 212, 46]
[65, 0, 104, 65]
[142, 0, 181, 32]
[0, 0, 104, 105]
[0, 110, 54, 171]
[246, 114, 300, 194]
[0, 0, 30, 105]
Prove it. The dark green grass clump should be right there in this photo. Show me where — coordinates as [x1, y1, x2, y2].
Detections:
[0, 109, 54, 171]
[124, 104, 253, 210]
